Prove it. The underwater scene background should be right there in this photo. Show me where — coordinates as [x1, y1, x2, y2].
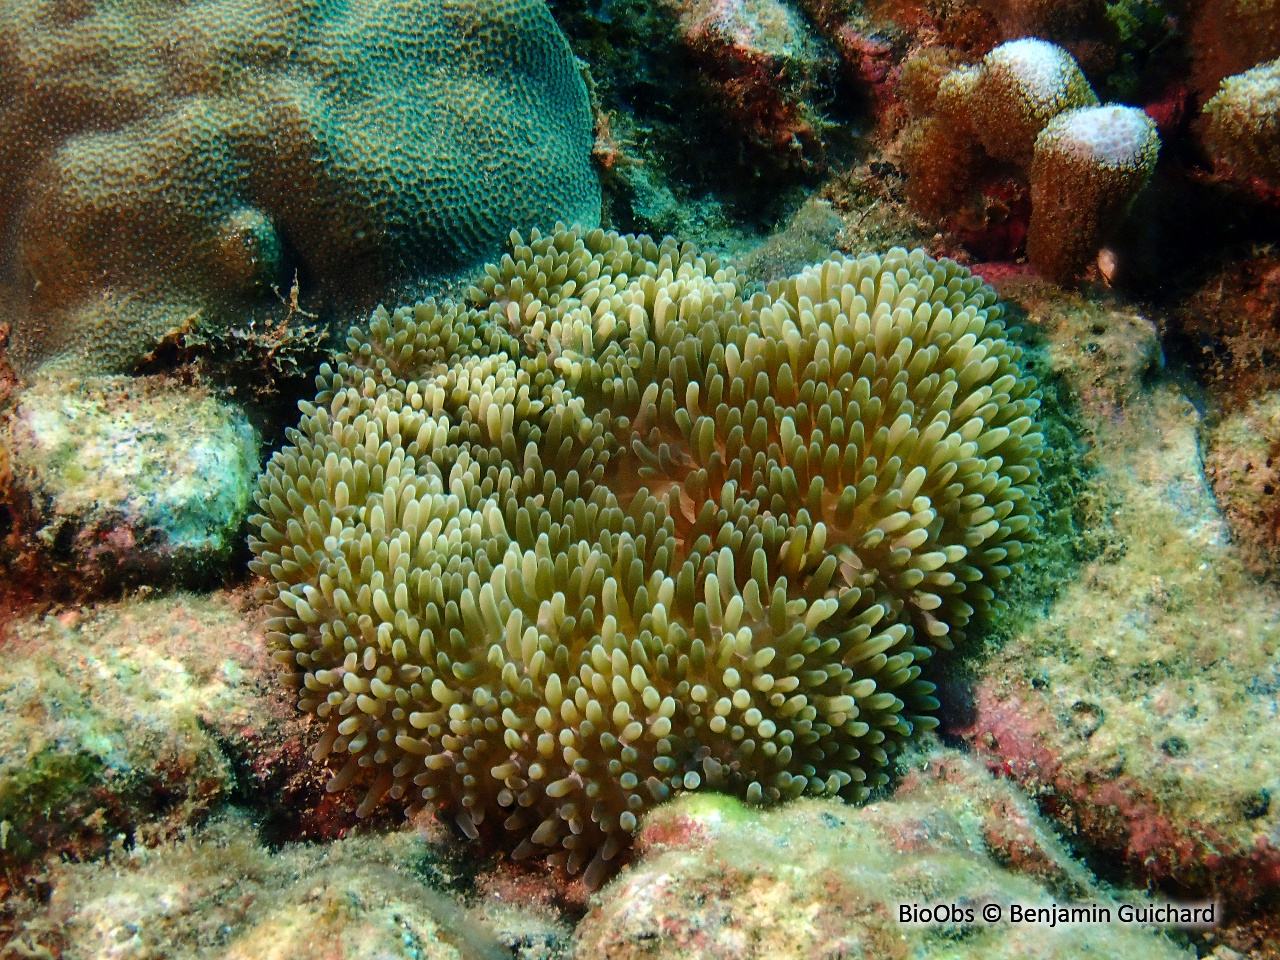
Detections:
[1, 0, 1279, 956]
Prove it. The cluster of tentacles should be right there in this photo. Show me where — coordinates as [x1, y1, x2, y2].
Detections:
[249, 225, 1043, 887]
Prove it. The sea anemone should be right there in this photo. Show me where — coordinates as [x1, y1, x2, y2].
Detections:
[249, 225, 1042, 886]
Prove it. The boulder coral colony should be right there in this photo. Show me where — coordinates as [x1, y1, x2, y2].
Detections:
[2, 0, 1280, 953]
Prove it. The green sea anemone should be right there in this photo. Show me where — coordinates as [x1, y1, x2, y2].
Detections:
[249, 225, 1042, 886]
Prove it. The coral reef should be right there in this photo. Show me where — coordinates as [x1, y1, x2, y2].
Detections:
[3, 0, 1280, 948]
[572, 743, 1193, 959]
[1205, 390, 1280, 577]
[1028, 105, 1160, 282]
[902, 39, 1159, 280]
[0, 592, 336, 870]
[0, 0, 600, 375]
[1204, 58, 1280, 200]
[248, 225, 1043, 885]
[5, 816, 564, 960]
[0, 375, 259, 593]
[960, 384, 1280, 901]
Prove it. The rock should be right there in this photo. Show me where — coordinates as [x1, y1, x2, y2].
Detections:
[958, 383, 1280, 902]
[571, 742, 1192, 959]
[1000, 280, 1163, 420]
[0, 591, 356, 869]
[1169, 247, 1280, 406]
[6, 816, 565, 960]
[666, 0, 835, 174]
[1, 375, 258, 593]
[1205, 390, 1280, 576]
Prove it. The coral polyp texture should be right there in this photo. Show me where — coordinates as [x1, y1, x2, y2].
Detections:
[248, 225, 1043, 885]
[903, 38, 1158, 282]
[1029, 105, 1159, 282]
[1187, 0, 1280, 101]
[952, 38, 1099, 166]
[0, 0, 600, 375]
[1204, 58, 1280, 196]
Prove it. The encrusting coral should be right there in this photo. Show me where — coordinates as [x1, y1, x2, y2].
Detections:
[248, 225, 1043, 886]
[903, 38, 1159, 281]
[0, 0, 599, 375]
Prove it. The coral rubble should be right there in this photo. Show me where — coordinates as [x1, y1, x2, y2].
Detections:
[248, 225, 1043, 884]
[0, 0, 600, 374]
[0, 375, 259, 594]
[6, 817, 557, 960]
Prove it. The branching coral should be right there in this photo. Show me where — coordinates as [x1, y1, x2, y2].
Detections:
[902, 39, 1158, 281]
[249, 226, 1042, 885]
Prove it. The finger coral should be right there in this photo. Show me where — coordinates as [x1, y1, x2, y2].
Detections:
[903, 39, 1158, 282]
[0, 0, 599, 375]
[249, 225, 1043, 886]
[953, 38, 1100, 166]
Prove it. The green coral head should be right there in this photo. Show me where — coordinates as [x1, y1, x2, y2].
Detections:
[248, 224, 1042, 887]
